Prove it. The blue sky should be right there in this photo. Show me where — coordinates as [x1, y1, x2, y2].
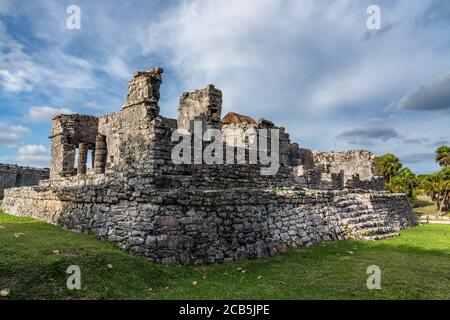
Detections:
[0, 0, 449, 173]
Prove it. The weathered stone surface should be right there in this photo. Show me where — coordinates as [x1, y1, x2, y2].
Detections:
[177, 84, 222, 131]
[1, 67, 418, 265]
[50, 114, 98, 177]
[0, 164, 49, 198]
[313, 150, 377, 182]
[123, 67, 163, 110]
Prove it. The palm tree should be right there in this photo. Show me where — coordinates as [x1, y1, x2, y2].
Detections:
[435, 146, 450, 167]
[425, 167, 450, 214]
[375, 154, 402, 182]
[436, 167, 450, 213]
[386, 168, 417, 200]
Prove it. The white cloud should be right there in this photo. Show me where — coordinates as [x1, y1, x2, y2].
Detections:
[105, 57, 131, 79]
[6, 124, 30, 134]
[0, 21, 43, 93]
[27, 106, 74, 122]
[14, 144, 50, 168]
[0, 69, 33, 93]
[0, 124, 30, 146]
[0, 18, 98, 97]
[0, 132, 21, 146]
[140, 0, 449, 117]
[17, 144, 47, 155]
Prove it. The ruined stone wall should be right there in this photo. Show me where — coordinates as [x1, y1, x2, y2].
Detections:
[298, 148, 314, 168]
[123, 67, 163, 112]
[1, 66, 418, 265]
[221, 118, 301, 168]
[345, 175, 385, 191]
[177, 85, 222, 131]
[2, 182, 416, 265]
[44, 72, 357, 190]
[97, 106, 171, 172]
[0, 164, 49, 197]
[50, 114, 98, 177]
[313, 150, 377, 180]
[85, 105, 298, 188]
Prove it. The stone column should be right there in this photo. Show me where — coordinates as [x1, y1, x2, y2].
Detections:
[77, 143, 88, 175]
[50, 135, 76, 177]
[94, 135, 107, 174]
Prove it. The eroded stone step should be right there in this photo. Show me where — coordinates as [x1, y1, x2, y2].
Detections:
[336, 200, 360, 206]
[341, 213, 384, 223]
[348, 220, 387, 229]
[356, 226, 397, 236]
[339, 210, 373, 219]
[346, 204, 370, 211]
[362, 232, 399, 241]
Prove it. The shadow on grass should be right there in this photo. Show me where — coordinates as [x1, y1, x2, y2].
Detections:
[1, 216, 449, 299]
[413, 199, 434, 208]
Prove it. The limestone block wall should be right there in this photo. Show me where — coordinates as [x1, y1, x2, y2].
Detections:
[51, 114, 99, 145]
[0, 164, 50, 198]
[313, 150, 378, 181]
[92, 109, 302, 187]
[345, 175, 385, 191]
[123, 67, 163, 110]
[0, 168, 16, 198]
[50, 115, 98, 177]
[97, 106, 170, 172]
[1, 178, 417, 265]
[177, 85, 223, 131]
[0, 67, 418, 266]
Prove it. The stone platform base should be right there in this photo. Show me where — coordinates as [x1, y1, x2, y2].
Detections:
[2, 180, 417, 265]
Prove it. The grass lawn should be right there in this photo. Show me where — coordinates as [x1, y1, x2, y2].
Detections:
[0, 211, 449, 300]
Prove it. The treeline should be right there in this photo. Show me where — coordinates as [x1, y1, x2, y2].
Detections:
[374, 146, 450, 215]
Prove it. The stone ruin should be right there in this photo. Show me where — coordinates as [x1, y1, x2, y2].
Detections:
[1, 67, 417, 265]
[0, 164, 49, 198]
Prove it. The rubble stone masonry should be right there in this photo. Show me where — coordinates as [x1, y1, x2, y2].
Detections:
[0, 164, 49, 198]
[1, 67, 418, 265]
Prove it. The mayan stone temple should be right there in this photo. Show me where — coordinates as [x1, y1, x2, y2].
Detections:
[1, 67, 417, 265]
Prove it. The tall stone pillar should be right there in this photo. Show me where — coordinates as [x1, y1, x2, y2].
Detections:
[122, 67, 163, 118]
[50, 134, 76, 177]
[77, 143, 88, 175]
[94, 135, 107, 174]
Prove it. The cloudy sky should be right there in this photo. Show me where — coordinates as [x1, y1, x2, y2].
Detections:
[0, 0, 449, 173]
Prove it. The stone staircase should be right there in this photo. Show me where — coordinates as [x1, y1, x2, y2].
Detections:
[335, 195, 400, 241]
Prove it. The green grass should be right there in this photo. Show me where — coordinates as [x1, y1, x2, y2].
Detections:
[0, 211, 449, 300]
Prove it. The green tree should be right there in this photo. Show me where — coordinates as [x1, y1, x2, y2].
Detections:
[416, 174, 433, 195]
[374, 154, 402, 182]
[386, 167, 417, 201]
[421, 167, 450, 214]
[435, 146, 450, 167]
[435, 167, 450, 212]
